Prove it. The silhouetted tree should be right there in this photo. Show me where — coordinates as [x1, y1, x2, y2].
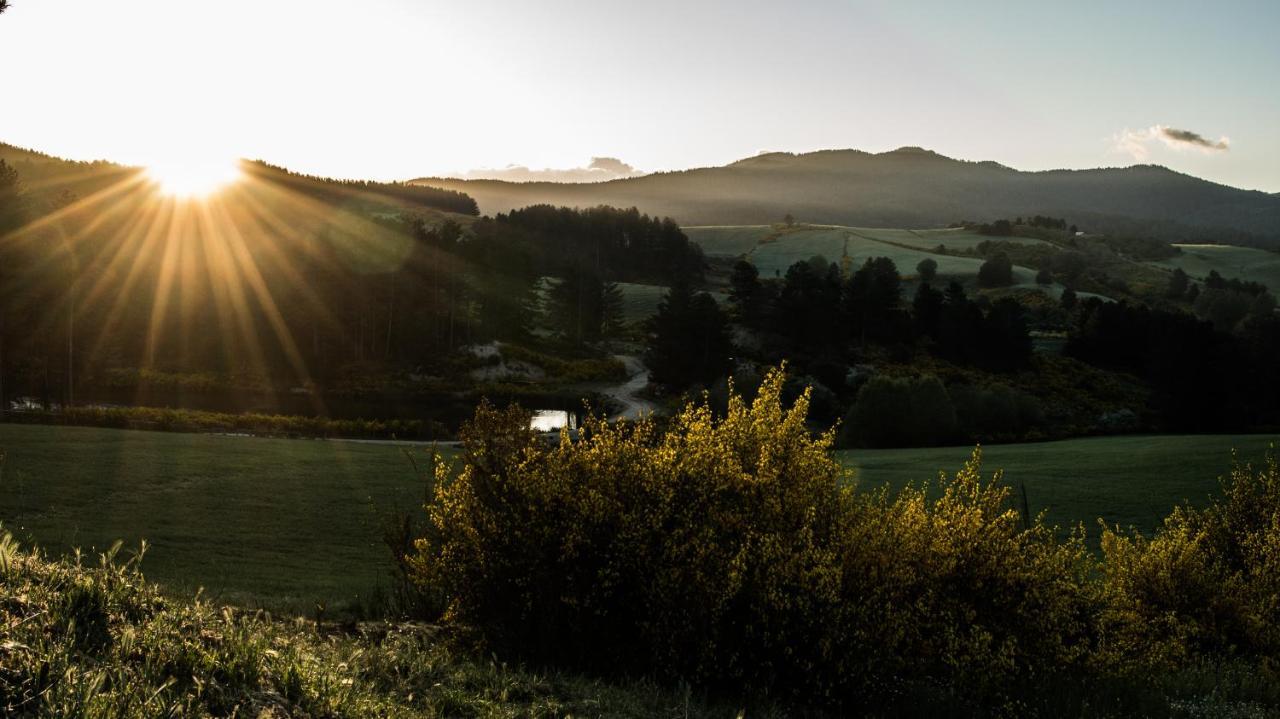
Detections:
[547, 270, 618, 345]
[912, 282, 944, 340]
[645, 281, 732, 389]
[982, 298, 1032, 371]
[1035, 268, 1053, 285]
[916, 257, 938, 282]
[777, 258, 842, 354]
[977, 252, 1014, 288]
[1167, 268, 1190, 299]
[1060, 287, 1078, 312]
[843, 257, 902, 344]
[728, 260, 768, 329]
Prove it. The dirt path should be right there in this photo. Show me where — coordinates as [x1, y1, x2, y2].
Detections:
[602, 355, 657, 421]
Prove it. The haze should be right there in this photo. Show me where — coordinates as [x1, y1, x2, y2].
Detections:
[2, 0, 1278, 190]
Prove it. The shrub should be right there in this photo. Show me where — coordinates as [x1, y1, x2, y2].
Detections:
[978, 252, 1015, 288]
[949, 382, 1045, 442]
[1098, 452, 1280, 674]
[841, 374, 957, 448]
[408, 368, 1098, 709]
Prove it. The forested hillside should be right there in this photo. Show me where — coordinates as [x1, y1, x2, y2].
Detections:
[0, 147, 697, 422]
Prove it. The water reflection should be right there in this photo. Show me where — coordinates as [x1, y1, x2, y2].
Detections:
[530, 409, 577, 433]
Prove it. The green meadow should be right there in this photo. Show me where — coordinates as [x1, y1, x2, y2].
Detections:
[1153, 243, 1280, 295]
[684, 224, 1046, 282]
[0, 423, 1273, 612]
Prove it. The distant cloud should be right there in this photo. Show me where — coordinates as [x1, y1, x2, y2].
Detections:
[451, 157, 645, 183]
[1112, 125, 1230, 161]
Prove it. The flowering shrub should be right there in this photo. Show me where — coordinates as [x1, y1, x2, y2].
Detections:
[409, 368, 1102, 708]
[1099, 453, 1280, 673]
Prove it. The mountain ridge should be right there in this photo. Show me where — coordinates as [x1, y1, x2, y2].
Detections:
[413, 148, 1280, 247]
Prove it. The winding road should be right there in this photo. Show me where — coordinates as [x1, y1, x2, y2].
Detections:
[603, 355, 657, 422]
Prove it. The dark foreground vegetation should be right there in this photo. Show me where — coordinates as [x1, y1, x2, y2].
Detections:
[398, 369, 1280, 716]
[0, 537, 760, 718]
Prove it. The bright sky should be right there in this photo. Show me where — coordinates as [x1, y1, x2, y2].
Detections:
[2, 0, 1278, 191]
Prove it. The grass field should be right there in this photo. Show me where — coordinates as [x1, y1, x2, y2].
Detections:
[839, 433, 1277, 538]
[685, 224, 1045, 284]
[1, 424, 1273, 613]
[616, 282, 729, 324]
[1151, 243, 1280, 295]
[0, 424, 436, 613]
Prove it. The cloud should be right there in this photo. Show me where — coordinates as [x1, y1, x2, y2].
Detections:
[451, 157, 644, 183]
[1112, 125, 1230, 161]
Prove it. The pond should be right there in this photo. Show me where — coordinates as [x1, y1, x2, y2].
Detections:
[530, 409, 578, 433]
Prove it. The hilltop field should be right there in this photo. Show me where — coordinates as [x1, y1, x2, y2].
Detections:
[0, 422, 1273, 613]
[1154, 243, 1280, 295]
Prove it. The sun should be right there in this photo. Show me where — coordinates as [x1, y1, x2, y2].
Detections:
[146, 154, 242, 198]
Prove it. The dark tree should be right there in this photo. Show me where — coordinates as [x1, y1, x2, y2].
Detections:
[843, 257, 902, 344]
[981, 298, 1032, 371]
[547, 271, 619, 345]
[497, 205, 704, 285]
[935, 282, 982, 365]
[977, 252, 1014, 288]
[912, 282, 944, 340]
[645, 282, 733, 389]
[1060, 287, 1078, 312]
[916, 257, 938, 282]
[1035, 268, 1053, 285]
[1049, 251, 1089, 285]
[728, 260, 768, 329]
[1167, 268, 1190, 299]
[776, 259, 842, 354]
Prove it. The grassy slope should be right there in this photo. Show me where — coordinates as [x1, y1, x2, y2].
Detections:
[616, 282, 728, 324]
[839, 434, 1278, 538]
[685, 224, 1046, 283]
[0, 544, 750, 718]
[2, 424, 1276, 612]
[0, 424, 439, 613]
[1152, 243, 1280, 295]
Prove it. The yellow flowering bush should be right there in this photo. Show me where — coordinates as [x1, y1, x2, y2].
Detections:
[408, 367, 1103, 708]
[1098, 453, 1280, 674]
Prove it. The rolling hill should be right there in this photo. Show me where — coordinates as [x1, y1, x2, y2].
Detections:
[414, 147, 1280, 248]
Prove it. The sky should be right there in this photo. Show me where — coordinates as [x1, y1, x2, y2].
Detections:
[2, 0, 1278, 191]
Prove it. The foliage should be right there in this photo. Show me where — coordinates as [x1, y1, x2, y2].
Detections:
[728, 259, 770, 329]
[1067, 298, 1280, 430]
[916, 256, 938, 281]
[545, 271, 625, 345]
[1098, 453, 1280, 676]
[978, 252, 1015, 287]
[497, 204, 705, 286]
[842, 374, 956, 447]
[0, 534, 753, 718]
[407, 369, 1146, 711]
[498, 343, 626, 383]
[644, 282, 733, 389]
